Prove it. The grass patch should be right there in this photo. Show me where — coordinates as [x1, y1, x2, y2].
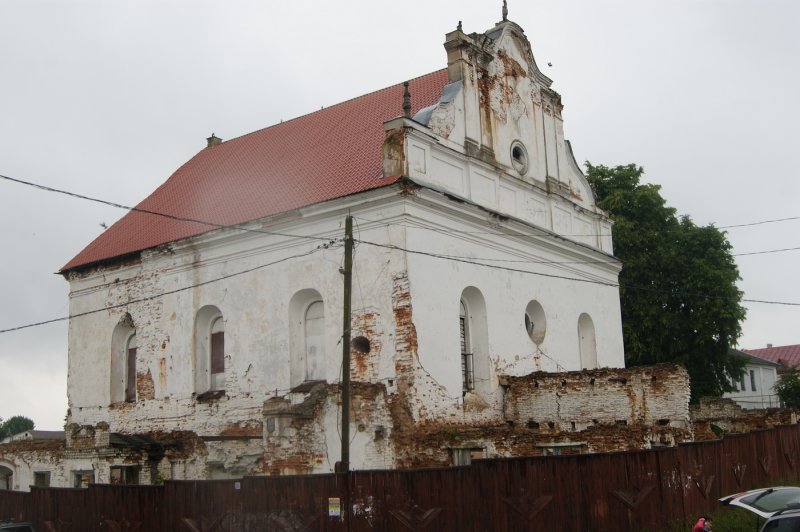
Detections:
[663, 508, 762, 532]
[707, 506, 763, 531]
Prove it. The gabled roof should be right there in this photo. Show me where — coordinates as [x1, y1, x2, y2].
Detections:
[62, 70, 449, 272]
[730, 349, 782, 368]
[744, 344, 800, 368]
[1, 430, 65, 443]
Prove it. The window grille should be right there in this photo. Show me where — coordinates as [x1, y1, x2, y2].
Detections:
[460, 302, 474, 392]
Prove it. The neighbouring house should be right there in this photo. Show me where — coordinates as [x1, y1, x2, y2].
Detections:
[0, 11, 694, 490]
[0, 432, 64, 490]
[723, 350, 781, 409]
[745, 344, 800, 372]
[0, 431, 65, 445]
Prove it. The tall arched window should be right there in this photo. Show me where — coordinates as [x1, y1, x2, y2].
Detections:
[111, 314, 136, 404]
[289, 289, 327, 388]
[578, 313, 597, 369]
[304, 301, 326, 382]
[125, 334, 137, 403]
[194, 306, 225, 394]
[0, 464, 12, 490]
[459, 287, 490, 396]
[460, 300, 473, 392]
[210, 316, 225, 391]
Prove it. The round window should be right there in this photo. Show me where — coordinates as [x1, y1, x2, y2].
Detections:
[524, 300, 546, 345]
[510, 141, 528, 175]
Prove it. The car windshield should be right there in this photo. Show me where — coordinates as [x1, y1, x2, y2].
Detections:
[740, 489, 800, 513]
[762, 515, 800, 532]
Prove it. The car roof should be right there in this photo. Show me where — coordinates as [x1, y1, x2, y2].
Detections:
[721, 487, 800, 519]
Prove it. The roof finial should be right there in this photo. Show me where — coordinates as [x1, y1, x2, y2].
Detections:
[402, 81, 411, 118]
[502, 0, 508, 21]
[457, 20, 462, 32]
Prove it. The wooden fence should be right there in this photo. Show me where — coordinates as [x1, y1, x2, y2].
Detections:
[1, 424, 799, 531]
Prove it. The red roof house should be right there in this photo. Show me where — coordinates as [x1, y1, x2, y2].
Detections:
[745, 344, 800, 370]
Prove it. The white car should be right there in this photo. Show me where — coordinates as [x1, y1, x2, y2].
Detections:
[0, 521, 36, 532]
[720, 487, 800, 531]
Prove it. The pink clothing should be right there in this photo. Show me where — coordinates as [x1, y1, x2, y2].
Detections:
[692, 518, 706, 532]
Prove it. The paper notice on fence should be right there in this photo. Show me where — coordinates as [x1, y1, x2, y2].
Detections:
[328, 497, 341, 517]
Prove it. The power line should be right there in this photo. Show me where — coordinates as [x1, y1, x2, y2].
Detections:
[354, 239, 615, 286]
[0, 172, 797, 337]
[0, 244, 334, 335]
[718, 216, 800, 229]
[2, 228, 798, 336]
[0, 173, 336, 242]
[352, 215, 800, 261]
[3, 173, 798, 261]
[354, 238, 800, 307]
[734, 246, 800, 257]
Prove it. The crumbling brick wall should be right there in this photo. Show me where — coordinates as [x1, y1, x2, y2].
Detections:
[690, 397, 799, 441]
[503, 364, 691, 430]
[262, 382, 395, 475]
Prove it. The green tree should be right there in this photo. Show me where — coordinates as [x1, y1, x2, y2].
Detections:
[0, 415, 35, 440]
[585, 163, 746, 401]
[774, 367, 800, 407]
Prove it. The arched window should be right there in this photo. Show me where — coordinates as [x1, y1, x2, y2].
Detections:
[289, 289, 327, 388]
[210, 316, 225, 391]
[578, 313, 597, 369]
[460, 300, 474, 392]
[125, 334, 137, 402]
[0, 464, 13, 490]
[110, 314, 135, 404]
[304, 301, 326, 382]
[194, 306, 225, 394]
[459, 287, 490, 396]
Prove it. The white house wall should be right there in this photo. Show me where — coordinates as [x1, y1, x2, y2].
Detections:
[62, 182, 626, 477]
[400, 193, 624, 418]
[723, 363, 780, 409]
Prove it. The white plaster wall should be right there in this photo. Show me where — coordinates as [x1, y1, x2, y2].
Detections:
[0, 454, 77, 491]
[404, 129, 613, 255]
[67, 206, 401, 433]
[65, 179, 622, 471]
[65, 191, 416, 476]
[401, 194, 624, 408]
[723, 363, 781, 409]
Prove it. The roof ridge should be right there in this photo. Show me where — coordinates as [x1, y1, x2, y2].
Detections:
[745, 344, 800, 351]
[220, 68, 447, 145]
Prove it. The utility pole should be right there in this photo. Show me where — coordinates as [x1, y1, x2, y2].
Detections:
[340, 214, 353, 474]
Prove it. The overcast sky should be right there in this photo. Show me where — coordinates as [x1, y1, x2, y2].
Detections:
[1, 0, 798, 429]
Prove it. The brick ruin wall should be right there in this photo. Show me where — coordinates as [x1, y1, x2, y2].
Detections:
[690, 397, 799, 440]
[386, 364, 693, 468]
[503, 364, 691, 429]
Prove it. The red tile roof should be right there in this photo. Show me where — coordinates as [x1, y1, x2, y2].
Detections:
[62, 70, 450, 271]
[744, 344, 800, 368]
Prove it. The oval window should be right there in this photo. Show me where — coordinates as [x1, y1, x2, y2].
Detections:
[524, 300, 546, 345]
[510, 141, 528, 175]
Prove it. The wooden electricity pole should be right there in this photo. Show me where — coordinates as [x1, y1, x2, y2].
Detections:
[340, 214, 353, 474]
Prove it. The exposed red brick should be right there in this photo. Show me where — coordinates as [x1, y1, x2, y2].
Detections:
[220, 422, 263, 438]
[136, 368, 156, 401]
